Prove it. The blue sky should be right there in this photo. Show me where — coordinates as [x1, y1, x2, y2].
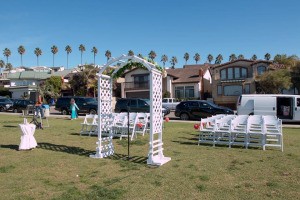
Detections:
[0, 0, 299, 69]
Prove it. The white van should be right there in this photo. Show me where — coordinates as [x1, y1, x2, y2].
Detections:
[237, 94, 300, 122]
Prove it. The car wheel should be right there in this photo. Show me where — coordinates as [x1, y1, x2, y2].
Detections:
[90, 109, 97, 115]
[62, 109, 68, 115]
[180, 113, 189, 120]
[0, 107, 4, 112]
[13, 108, 18, 113]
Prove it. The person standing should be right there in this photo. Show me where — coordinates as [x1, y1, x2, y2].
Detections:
[70, 98, 79, 120]
[35, 95, 45, 118]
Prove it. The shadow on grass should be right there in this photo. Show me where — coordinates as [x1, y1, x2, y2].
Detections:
[38, 142, 94, 156]
[37, 142, 148, 164]
[0, 144, 19, 150]
[3, 125, 18, 128]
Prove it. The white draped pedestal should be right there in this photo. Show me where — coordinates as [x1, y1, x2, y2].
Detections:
[19, 123, 37, 150]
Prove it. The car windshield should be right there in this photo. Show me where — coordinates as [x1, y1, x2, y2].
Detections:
[143, 99, 150, 106]
[205, 101, 219, 108]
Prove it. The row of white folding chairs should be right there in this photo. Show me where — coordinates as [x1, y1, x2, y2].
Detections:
[198, 115, 283, 151]
[111, 112, 150, 140]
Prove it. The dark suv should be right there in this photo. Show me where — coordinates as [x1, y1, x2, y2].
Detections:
[175, 100, 234, 120]
[115, 98, 170, 116]
[11, 99, 35, 113]
[0, 97, 13, 112]
[55, 96, 98, 115]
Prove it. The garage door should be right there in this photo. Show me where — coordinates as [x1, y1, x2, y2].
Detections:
[126, 91, 149, 99]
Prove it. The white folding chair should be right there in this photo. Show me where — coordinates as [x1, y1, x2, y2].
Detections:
[263, 116, 283, 151]
[80, 114, 96, 135]
[246, 115, 265, 150]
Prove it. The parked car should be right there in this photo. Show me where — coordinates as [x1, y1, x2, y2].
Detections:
[162, 98, 180, 110]
[0, 97, 13, 112]
[55, 96, 98, 115]
[175, 100, 234, 120]
[12, 99, 35, 113]
[115, 98, 170, 116]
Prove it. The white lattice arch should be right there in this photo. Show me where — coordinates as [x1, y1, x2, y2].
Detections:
[90, 54, 171, 166]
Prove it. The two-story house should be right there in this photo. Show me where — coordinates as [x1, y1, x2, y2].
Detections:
[119, 64, 212, 100]
[210, 59, 285, 109]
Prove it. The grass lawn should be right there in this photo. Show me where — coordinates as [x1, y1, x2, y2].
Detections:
[0, 114, 299, 200]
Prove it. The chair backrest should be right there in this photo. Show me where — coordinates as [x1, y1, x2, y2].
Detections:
[83, 114, 95, 124]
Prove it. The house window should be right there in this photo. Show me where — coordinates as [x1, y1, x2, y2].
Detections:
[185, 86, 194, 98]
[220, 67, 248, 80]
[244, 84, 250, 94]
[224, 85, 242, 96]
[175, 86, 195, 99]
[217, 85, 222, 95]
[134, 75, 149, 88]
[221, 69, 226, 80]
[175, 86, 184, 99]
[257, 66, 266, 75]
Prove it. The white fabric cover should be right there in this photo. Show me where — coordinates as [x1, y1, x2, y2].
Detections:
[19, 123, 37, 150]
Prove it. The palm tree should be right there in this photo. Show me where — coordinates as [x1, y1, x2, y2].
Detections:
[91, 46, 98, 66]
[79, 44, 86, 66]
[18, 45, 26, 66]
[34, 47, 42, 66]
[161, 54, 168, 67]
[229, 54, 237, 62]
[148, 50, 157, 61]
[170, 56, 178, 69]
[137, 53, 143, 59]
[183, 52, 189, 64]
[0, 60, 5, 74]
[251, 54, 257, 60]
[51, 45, 58, 67]
[128, 50, 134, 56]
[238, 54, 244, 59]
[65, 45, 72, 69]
[3, 48, 11, 63]
[105, 50, 111, 61]
[194, 53, 200, 64]
[265, 53, 271, 61]
[215, 54, 223, 64]
[207, 54, 213, 63]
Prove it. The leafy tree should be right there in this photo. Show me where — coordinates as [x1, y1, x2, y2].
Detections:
[215, 54, 223, 64]
[34, 47, 42, 66]
[0, 60, 5, 73]
[257, 69, 292, 93]
[91, 46, 98, 66]
[273, 54, 300, 92]
[251, 54, 257, 60]
[18, 45, 25, 66]
[183, 52, 189, 64]
[3, 48, 11, 63]
[65, 45, 72, 69]
[265, 53, 271, 60]
[51, 45, 58, 67]
[128, 50, 134, 56]
[170, 56, 178, 69]
[148, 50, 157, 61]
[79, 44, 86, 66]
[161, 54, 168, 67]
[229, 54, 237, 62]
[194, 53, 200, 64]
[6, 63, 13, 71]
[207, 54, 213, 63]
[69, 64, 98, 96]
[105, 50, 111, 61]
[238, 54, 244, 59]
[40, 76, 62, 101]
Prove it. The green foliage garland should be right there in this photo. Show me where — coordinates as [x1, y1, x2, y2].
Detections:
[108, 58, 163, 79]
